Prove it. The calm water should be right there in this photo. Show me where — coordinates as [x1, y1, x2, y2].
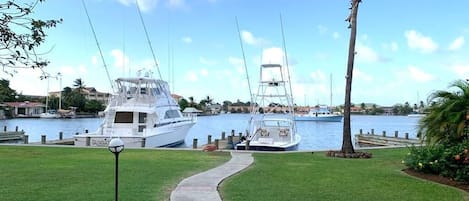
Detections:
[0, 114, 421, 151]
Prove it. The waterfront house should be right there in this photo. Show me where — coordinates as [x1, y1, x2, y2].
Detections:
[4, 101, 45, 118]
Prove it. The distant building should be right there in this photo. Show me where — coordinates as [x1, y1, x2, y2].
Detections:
[49, 87, 111, 103]
[4, 101, 45, 118]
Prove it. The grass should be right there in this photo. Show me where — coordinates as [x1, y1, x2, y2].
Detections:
[0, 145, 230, 201]
[221, 148, 468, 201]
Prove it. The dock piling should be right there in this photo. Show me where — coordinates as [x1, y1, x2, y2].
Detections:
[141, 138, 146, 147]
[192, 138, 198, 149]
[59, 132, 63, 140]
[394, 131, 398, 138]
[23, 135, 28, 144]
[221, 132, 226, 140]
[207, 135, 212, 144]
[382, 131, 386, 137]
[215, 139, 219, 150]
[41, 135, 46, 144]
[86, 137, 90, 146]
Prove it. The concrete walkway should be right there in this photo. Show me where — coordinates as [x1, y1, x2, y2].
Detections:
[170, 151, 253, 201]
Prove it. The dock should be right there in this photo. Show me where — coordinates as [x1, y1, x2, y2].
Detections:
[0, 131, 25, 142]
[355, 129, 422, 147]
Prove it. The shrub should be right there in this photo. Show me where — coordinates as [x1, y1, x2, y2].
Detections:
[404, 140, 469, 183]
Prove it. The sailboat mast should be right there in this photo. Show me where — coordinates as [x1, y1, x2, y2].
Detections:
[330, 73, 333, 107]
[235, 17, 254, 110]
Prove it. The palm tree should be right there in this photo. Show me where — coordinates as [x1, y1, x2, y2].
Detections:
[73, 78, 86, 94]
[419, 79, 469, 144]
[342, 0, 361, 154]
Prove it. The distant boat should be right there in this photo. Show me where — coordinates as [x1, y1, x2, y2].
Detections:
[236, 63, 301, 151]
[407, 113, 426, 118]
[295, 105, 343, 122]
[74, 71, 196, 148]
[39, 110, 60, 119]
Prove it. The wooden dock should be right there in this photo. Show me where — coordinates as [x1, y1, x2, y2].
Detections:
[0, 131, 25, 142]
[355, 129, 422, 147]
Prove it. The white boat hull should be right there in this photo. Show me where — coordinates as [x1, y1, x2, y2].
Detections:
[74, 121, 195, 148]
[295, 115, 343, 122]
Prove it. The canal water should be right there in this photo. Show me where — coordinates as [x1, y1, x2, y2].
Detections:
[0, 114, 421, 151]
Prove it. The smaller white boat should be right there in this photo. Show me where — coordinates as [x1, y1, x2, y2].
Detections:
[39, 110, 60, 119]
[295, 105, 343, 122]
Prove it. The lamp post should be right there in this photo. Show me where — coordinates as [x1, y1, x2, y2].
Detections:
[108, 138, 124, 201]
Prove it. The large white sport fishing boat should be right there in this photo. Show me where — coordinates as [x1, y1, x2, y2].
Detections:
[74, 71, 196, 148]
[236, 63, 301, 151]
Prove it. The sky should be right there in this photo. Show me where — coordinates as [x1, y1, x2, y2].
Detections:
[3, 0, 469, 107]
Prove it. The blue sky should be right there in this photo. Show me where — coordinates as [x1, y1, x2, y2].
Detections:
[5, 0, 469, 106]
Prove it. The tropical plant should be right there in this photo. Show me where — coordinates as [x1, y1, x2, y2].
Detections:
[342, 0, 361, 154]
[73, 78, 86, 94]
[0, 0, 62, 76]
[418, 79, 469, 145]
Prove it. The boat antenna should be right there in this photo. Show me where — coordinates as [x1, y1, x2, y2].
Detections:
[280, 13, 295, 115]
[136, 0, 163, 80]
[81, 0, 115, 93]
[235, 17, 254, 111]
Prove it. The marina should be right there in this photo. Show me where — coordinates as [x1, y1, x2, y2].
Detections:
[0, 114, 422, 151]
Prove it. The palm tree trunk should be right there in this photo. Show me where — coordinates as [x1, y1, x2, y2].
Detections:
[342, 0, 361, 153]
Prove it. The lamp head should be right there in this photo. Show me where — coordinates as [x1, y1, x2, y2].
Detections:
[108, 138, 124, 153]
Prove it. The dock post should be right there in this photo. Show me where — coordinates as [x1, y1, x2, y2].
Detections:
[41, 135, 46, 144]
[215, 139, 219, 150]
[227, 135, 233, 145]
[221, 131, 226, 140]
[231, 129, 235, 137]
[23, 135, 29, 144]
[59, 132, 63, 140]
[371, 129, 374, 135]
[359, 129, 362, 134]
[192, 138, 198, 149]
[15, 126, 18, 132]
[382, 131, 386, 137]
[208, 135, 212, 144]
[141, 138, 146, 148]
[238, 132, 242, 139]
[405, 133, 409, 139]
[246, 140, 250, 150]
[394, 131, 398, 138]
[3, 126, 6, 132]
[85, 129, 89, 133]
[86, 137, 90, 146]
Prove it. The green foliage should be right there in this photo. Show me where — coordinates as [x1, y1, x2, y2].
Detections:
[84, 100, 104, 113]
[418, 79, 469, 144]
[0, 79, 17, 102]
[178, 98, 189, 111]
[404, 140, 469, 183]
[0, 0, 62, 76]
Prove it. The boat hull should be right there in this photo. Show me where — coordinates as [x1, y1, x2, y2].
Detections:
[235, 135, 301, 151]
[295, 115, 343, 122]
[74, 121, 195, 148]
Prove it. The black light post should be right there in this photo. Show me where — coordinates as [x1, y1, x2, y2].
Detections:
[108, 138, 124, 201]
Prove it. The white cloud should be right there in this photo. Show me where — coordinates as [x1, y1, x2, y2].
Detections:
[451, 64, 469, 78]
[356, 43, 379, 63]
[390, 42, 398, 52]
[404, 30, 438, 53]
[353, 68, 373, 82]
[117, 0, 158, 12]
[78, 65, 87, 74]
[60, 66, 76, 76]
[241, 30, 268, 46]
[261, 47, 284, 65]
[91, 56, 98, 65]
[200, 68, 209, 77]
[309, 69, 326, 83]
[110, 49, 129, 69]
[181, 37, 192, 44]
[448, 36, 464, 51]
[408, 65, 434, 83]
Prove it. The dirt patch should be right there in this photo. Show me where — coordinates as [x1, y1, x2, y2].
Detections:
[403, 168, 469, 192]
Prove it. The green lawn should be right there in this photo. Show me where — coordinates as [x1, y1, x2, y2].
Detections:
[221, 148, 468, 201]
[0, 145, 230, 201]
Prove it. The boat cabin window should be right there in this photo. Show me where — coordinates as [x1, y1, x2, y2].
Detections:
[138, 113, 147, 123]
[164, 110, 181, 119]
[114, 112, 133, 123]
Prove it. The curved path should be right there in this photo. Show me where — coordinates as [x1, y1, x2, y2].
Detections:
[170, 151, 253, 201]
